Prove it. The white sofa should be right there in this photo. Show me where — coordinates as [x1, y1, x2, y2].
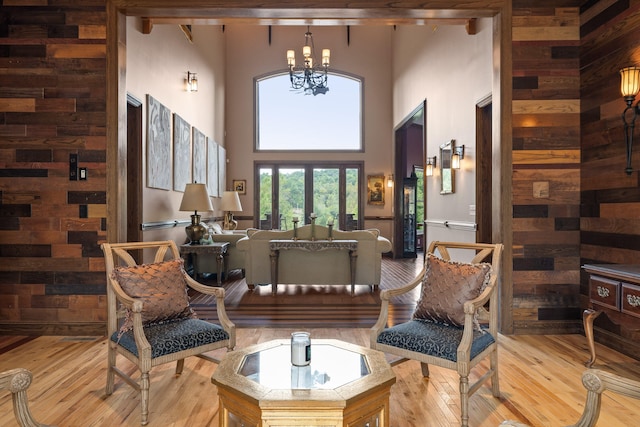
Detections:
[236, 225, 392, 293]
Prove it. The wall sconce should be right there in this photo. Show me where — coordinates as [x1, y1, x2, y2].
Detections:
[186, 71, 198, 92]
[620, 66, 640, 174]
[387, 174, 394, 188]
[452, 145, 465, 169]
[426, 156, 437, 176]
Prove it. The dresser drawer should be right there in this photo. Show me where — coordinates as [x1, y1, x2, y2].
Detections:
[621, 282, 640, 318]
[589, 275, 620, 310]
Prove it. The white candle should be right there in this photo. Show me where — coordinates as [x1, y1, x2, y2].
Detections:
[310, 212, 317, 219]
[327, 218, 334, 226]
[293, 216, 298, 222]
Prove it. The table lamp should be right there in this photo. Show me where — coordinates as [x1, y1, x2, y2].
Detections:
[221, 190, 243, 230]
[179, 183, 213, 244]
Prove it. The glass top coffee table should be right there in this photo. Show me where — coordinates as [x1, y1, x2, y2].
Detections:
[211, 339, 396, 427]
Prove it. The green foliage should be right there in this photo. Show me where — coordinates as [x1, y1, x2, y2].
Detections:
[258, 168, 360, 229]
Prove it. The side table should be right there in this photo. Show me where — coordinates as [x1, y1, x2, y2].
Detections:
[268, 239, 358, 295]
[180, 242, 229, 286]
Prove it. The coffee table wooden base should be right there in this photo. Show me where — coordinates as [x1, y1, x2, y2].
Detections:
[212, 339, 395, 427]
[217, 385, 390, 427]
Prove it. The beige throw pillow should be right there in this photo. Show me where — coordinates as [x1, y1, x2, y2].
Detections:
[111, 258, 196, 334]
[412, 254, 492, 328]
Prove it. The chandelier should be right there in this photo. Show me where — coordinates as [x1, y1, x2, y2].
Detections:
[286, 27, 330, 95]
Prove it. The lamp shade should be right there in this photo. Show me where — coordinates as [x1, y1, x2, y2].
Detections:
[220, 191, 243, 212]
[620, 67, 640, 98]
[452, 153, 461, 169]
[179, 183, 213, 212]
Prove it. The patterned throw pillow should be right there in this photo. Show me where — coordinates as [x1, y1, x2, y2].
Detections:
[111, 258, 196, 335]
[412, 254, 492, 328]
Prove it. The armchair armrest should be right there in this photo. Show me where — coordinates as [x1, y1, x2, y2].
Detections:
[379, 266, 426, 301]
[183, 272, 235, 342]
[0, 368, 49, 427]
[371, 266, 426, 341]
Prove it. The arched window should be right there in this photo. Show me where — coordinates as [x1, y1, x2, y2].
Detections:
[255, 72, 363, 151]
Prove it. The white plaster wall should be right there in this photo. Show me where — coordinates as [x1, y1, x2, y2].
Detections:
[392, 20, 493, 244]
[126, 19, 225, 242]
[224, 25, 394, 236]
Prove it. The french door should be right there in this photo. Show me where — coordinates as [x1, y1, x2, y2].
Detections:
[255, 162, 363, 231]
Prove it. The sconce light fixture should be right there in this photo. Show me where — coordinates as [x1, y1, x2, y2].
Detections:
[426, 156, 437, 177]
[186, 71, 198, 92]
[387, 174, 394, 188]
[452, 145, 465, 169]
[620, 66, 640, 174]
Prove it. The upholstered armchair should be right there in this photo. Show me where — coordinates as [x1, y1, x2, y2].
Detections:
[0, 368, 50, 427]
[370, 240, 503, 427]
[101, 240, 236, 425]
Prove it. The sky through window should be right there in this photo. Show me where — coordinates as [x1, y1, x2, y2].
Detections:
[256, 73, 362, 150]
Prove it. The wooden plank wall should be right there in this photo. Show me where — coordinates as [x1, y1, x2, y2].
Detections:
[0, 0, 635, 341]
[511, 1, 583, 334]
[0, 1, 107, 334]
[580, 0, 640, 357]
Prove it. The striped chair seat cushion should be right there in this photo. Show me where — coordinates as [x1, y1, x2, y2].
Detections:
[112, 318, 229, 359]
[376, 319, 495, 362]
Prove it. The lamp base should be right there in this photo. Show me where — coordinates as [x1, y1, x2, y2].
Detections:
[185, 214, 206, 244]
[223, 211, 238, 230]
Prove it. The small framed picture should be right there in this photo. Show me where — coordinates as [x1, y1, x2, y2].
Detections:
[367, 175, 385, 205]
[233, 179, 246, 195]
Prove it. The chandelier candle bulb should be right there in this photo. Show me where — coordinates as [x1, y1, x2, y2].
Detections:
[322, 49, 330, 66]
[291, 332, 311, 366]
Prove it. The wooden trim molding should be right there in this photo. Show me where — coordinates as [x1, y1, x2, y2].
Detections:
[106, 0, 512, 333]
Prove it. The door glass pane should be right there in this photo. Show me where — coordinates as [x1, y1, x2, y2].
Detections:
[345, 168, 359, 230]
[414, 167, 424, 250]
[279, 168, 305, 229]
[258, 168, 273, 229]
[312, 168, 339, 226]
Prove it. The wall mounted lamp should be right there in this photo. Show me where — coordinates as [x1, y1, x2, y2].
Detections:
[426, 156, 437, 176]
[186, 71, 198, 92]
[620, 66, 640, 174]
[387, 174, 394, 188]
[452, 145, 465, 169]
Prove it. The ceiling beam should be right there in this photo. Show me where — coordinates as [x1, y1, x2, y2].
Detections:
[140, 17, 479, 34]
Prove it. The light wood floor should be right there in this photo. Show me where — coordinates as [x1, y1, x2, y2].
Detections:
[1, 332, 639, 427]
[1, 256, 640, 426]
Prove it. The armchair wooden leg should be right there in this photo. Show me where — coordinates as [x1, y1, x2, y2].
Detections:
[490, 350, 500, 397]
[176, 359, 184, 375]
[106, 347, 115, 395]
[420, 362, 430, 377]
[459, 375, 470, 427]
[140, 372, 150, 426]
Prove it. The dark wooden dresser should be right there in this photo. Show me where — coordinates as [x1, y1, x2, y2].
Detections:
[582, 264, 640, 366]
